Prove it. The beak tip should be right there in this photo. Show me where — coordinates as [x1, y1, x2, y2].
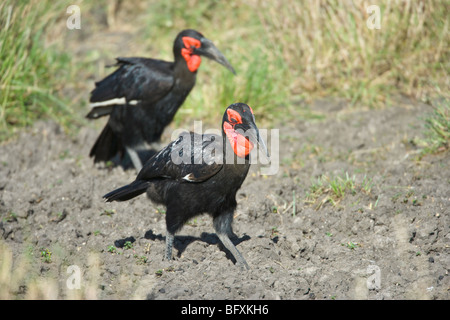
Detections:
[221, 62, 235, 75]
[198, 38, 235, 75]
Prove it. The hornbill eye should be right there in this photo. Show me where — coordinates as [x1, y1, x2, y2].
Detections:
[226, 109, 242, 125]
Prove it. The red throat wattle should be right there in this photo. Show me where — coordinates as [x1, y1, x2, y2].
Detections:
[181, 36, 202, 72]
[223, 112, 254, 158]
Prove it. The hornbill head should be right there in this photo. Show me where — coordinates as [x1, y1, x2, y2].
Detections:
[174, 29, 235, 74]
[222, 103, 269, 159]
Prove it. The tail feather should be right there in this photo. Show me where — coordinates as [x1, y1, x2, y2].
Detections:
[103, 180, 149, 202]
[90, 124, 122, 163]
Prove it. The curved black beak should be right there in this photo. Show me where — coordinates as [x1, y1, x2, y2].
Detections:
[235, 122, 270, 160]
[194, 38, 236, 74]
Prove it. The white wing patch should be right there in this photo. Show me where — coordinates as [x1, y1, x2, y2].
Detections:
[90, 98, 140, 107]
[182, 173, 195, 181]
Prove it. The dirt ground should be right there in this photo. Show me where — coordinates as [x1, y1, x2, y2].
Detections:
[0, 97, 448, 300]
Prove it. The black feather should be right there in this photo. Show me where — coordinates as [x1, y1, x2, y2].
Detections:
[104, 180, 149, 202]
[89, 124, 122, 163]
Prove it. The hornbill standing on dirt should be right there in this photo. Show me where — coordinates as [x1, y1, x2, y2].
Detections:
[103, 103, 269, 269]
[86, 29, 235, 171]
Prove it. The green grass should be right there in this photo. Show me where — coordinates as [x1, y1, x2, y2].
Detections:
[414, 97, 450, 157]
[141, 1, 291, 126]
[0, 1, 80, 141]
[257, 0, 449, 107]
[1, 0, 448, 139]
[305, 172, 375, 209]
[216, 49, 288, 121]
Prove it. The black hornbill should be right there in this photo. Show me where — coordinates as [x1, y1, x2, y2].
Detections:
[103, 103, 269, 269]
[87, 29, 235, 171]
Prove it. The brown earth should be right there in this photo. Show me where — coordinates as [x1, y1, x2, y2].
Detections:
[1, 98, 448, 300]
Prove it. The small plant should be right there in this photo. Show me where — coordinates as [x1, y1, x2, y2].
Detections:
[343, 242, 359, 250]
[362, 175, 374, 194]
[3, 212, 17, 222]
[105, 161, 115, 169]
[165, 266, 175, 273]
[107, 245, 117, 254]
[40, 248, 52, 263]
[123, 241, 133, 250]
[134, 255, 148, 265]
[186, 218, 198, 227]
[329, 173, 355, 198]
[270, 227, 279, 239]
[309, 176, 324, 195]
[391, 192, 403, 202]
[374, 196, 380, 208]
[155, 208, 166, 215]
[101, 209, 115, 217]
[155, 267, 174, 277]
[58, 150, 70, 160]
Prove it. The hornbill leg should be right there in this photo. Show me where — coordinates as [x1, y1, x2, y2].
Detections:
[216, 232, 249, 270]
[165, 231, 175, 261]
[125, 146, 143, 172]
[213, 211, 250, 270]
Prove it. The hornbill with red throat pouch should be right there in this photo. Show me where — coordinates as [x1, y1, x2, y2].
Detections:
[103, 103, 269, 270]
[87, 29, 235, 171]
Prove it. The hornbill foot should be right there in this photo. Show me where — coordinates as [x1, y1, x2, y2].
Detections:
[217, 232, 250, 270]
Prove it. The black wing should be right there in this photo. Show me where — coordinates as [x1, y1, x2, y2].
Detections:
[136, 132, 223, 183]
[89, 57, 175, 109]
[103, 132, 223, 203]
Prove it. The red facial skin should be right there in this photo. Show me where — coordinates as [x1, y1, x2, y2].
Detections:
[223, 109, 254, 158]
[181, 37, 202, 72]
